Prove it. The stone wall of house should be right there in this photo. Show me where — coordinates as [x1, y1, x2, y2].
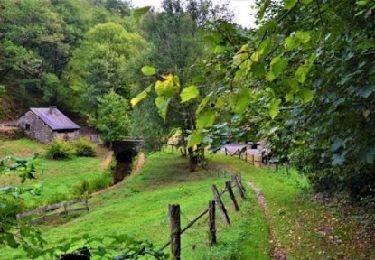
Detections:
[53, 130, 80, 141]
[18, 111, 54, 143]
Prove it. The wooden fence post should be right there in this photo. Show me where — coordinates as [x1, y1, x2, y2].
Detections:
[169, 204, 181, 260]
[245, 152, 248, 162]
[84, 199, 89, 211]
[225, 147, 227, 155]
[63, 203, 68, 216]
[237, 175, 246, 192]
[225, 181, 239, 211]
[208, 200, 217, 245]
[232, 175, 246, 199]
[211, 185, 230, 225]
[252, 154, 255, 165]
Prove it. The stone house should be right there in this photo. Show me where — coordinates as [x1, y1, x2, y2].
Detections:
[18, 107, 80, 143]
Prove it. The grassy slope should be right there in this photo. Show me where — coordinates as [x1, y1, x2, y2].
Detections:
[0, 139, 107, 209]
[1, 148, 372, 259]
[218, 155, 374, 259]
[2, 151, 270, 259]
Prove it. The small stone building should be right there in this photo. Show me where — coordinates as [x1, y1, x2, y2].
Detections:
[18, 107, 80, 143]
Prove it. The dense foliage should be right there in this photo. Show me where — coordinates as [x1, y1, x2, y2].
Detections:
[72, 138, 96, 157]
[45, 138, 73, 160]
[133, 0, 374, 200]
[90, 90, 131, 144]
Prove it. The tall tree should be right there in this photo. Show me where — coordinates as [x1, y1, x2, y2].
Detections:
[132, 0, 232, 169]
[64, 22, 148, 114]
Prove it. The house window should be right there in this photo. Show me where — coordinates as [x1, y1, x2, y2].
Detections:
[25, 124, 30, 130]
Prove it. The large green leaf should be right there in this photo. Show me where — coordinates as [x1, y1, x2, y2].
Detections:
[269, 98, 281, 119]
[284, 36, 298, 51]
[155, 96, 170, 119]
[141, 66, 156, 76]
[295, 65, 309, 83]
[295, 54, 315, 83]
[180, 85, 200, 103]
[300, 88, 314, 103]
[284, 0, 297, 10]
[197, 110, 216, 129]
[155, 74, 179, 97]
[187, 131, 203, 147]
[284, 79, 298, 102]
[196, 95, 210, 115]
[295, 31, 311, 43]
[267, 55, 288, 81]
[233, 88, 250, 115]
[130, 85, 152, 107]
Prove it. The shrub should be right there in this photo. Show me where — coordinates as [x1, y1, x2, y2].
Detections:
[73, 173, 112, 197]
[0, 195, 24, 218]
[45, 139, 73, 160]
[72, 180, 91, 197]
[73, 138, 96, 157]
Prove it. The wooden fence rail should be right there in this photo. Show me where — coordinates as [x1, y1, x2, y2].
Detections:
[16, 199, 89, 223]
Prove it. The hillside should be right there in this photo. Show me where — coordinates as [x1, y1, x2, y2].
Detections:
[1, 0, 374, 258]
[1, 150, 373, 259]
[0, 139, 110, 209]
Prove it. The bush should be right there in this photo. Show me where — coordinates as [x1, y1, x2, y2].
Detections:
[72, 180, 91, 197]
[73, 138, 96, 157]
[73, 173, 112, 197]
[45, 139, 73, 160]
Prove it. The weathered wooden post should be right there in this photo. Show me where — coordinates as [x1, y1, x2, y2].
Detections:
[84, 199, 89, 212]
[208, 200, 217, 245]
[232, 175, 246, 199]
[225, 181, 239, 211]
[252, 154, 255, 165]
[63, 203, 68, 216]
[238, 150, 241, 159]
[211, 185, 230, 225]
[169, 204, 181, 260]
[225, 147, 227, 155]
[245, 151, 248, 162]
[238, 175, 246, 192]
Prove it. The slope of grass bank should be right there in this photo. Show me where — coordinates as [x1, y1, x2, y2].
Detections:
[1, 151, 270, 259]
[0, 139, 109, 209]
[216, 155, 374, 259]
[1, 149, 373, 259]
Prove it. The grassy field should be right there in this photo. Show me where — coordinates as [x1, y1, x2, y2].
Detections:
[1, 145, 373, 259]
[217, 156, 374, 259]
[0, 139, 109, 209]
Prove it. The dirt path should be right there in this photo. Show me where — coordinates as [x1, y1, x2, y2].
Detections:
[248, 182, 287, 260]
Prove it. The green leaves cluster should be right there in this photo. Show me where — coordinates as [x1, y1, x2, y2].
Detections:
[90, 90, 130, 143]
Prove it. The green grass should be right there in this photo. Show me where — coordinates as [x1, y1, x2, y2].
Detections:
[215, 155, 374, 259]
[1, 151, 270, 259]
[0, 139, 108, 209]
[1, 147, 372, 259]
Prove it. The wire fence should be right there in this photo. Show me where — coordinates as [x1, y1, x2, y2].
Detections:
[161, 174, 247, 259]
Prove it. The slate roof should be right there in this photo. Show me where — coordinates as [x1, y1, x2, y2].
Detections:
[30, 107, 80, 130]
